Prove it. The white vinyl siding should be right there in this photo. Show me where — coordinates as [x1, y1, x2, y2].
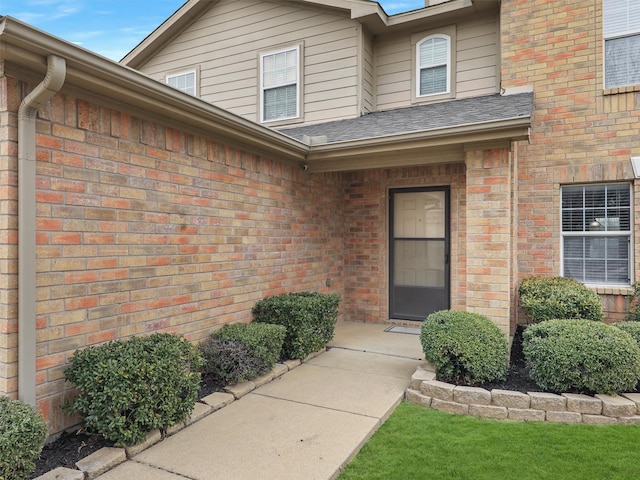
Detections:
[561, 184, 632, 285]
[138, 0, 359, 124]
[261, 47, 299, 122]
[417, 35, 450, 97]
[166, 70, 196, 95]
[603, 0, 640, 88]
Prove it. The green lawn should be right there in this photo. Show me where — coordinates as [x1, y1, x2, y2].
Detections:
[338, 402, 640, 480]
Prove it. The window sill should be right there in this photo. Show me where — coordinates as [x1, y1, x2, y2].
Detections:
[603, 85, 640, 95]
[590, 285, 633, 296]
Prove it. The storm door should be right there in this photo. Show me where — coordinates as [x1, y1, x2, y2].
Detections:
[389, 187, 450, 321]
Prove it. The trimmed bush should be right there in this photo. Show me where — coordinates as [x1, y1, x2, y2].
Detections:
[626, 281, 640, 322]
[518, 276, 603, 323]
[201, 338, 265, 385]
[614, 321, 640, 347]
[522, 319, 640, 394]
[201, 322, 286, 384]
[420, 310, 508, 385]
[64, 333, 202, 446]
[252, 292, 340, 360]
[0, 396, 47, 480]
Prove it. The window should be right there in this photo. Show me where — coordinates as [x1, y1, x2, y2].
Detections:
[561, 184, 632, 285]
[603, 0, 640, 88]
[166, 70, 196, 96]
[416, 35, 450, 97]
[260, 46, 300, 122]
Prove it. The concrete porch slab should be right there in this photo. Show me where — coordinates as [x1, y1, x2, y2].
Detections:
[131, 394, 379, 480]
[330, 321, 424, 360]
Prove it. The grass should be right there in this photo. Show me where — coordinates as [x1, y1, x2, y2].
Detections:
[338, 402, 640, 480]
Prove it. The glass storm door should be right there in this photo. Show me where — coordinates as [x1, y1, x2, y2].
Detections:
[390, 187, 450, 321]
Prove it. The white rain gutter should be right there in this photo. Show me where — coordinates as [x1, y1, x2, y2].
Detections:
[17, 55, 66, 406]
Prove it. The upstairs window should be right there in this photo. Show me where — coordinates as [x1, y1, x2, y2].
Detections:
[561, 183, 632, 285]
[603, 0, 640, 88]
[416, 35, 450, 97]
[260, 46, 300, 123]
[166, 70, 197, 96]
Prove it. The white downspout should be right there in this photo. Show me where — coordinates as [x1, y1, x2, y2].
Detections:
[17, 55, 66, 406]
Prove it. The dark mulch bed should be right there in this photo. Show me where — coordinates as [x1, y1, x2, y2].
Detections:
[30, 374, 224, 479]
[477, 324, 540, 394]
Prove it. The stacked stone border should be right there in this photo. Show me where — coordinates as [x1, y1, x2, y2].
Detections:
[33, 353, 320, 480]
[406, 365, 640, 424]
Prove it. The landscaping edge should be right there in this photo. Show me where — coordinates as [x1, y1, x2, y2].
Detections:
[406, 364, 640, 424]
[33, 351, 323, 480]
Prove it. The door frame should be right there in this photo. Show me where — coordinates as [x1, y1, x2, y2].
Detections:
[389, 186, 451, 321]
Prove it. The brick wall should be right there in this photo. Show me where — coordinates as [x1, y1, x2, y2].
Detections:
[1, 75, 345, 434]
[501, 0, 640, 322]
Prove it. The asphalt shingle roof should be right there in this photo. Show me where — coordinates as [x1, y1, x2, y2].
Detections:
[279, 92, 533, 144]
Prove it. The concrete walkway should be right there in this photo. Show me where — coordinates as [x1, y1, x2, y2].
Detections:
[96, 322, 424, 480]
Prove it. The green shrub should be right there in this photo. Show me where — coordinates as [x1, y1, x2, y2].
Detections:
[252, 292, 340, 359]
[64, 333, 202, 446]
[420, 310, 508, 385]
[518, 276, 603, 323]
[522, 320, 640, 394]
[201, 338, 266, 385]
[613, 321, 640, 347]
[626, 281, 640, 322]
[201, 322, 286, 384]
[0, 396, 47, 480]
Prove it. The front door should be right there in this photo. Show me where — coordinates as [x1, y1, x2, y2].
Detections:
[390, 187, 450, 321]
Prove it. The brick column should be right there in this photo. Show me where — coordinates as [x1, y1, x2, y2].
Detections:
[465, 147, 513, 337]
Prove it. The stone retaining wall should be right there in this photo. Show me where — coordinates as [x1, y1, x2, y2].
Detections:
[406, 366, 640, 424]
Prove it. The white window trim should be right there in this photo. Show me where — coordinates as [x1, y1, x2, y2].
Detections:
[259, 45, 301, 124]
[166, 69, 198, 96]
[416, 34, 451, 98]
[603, 0, 640, 89]
[560, 183, 633, 287]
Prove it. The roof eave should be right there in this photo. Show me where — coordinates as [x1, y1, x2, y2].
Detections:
[0, 16, 309, 165]
[304, 116, 531, 172]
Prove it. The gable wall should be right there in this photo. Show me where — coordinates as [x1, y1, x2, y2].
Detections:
[375, 12, 500, 111]
[501, 0, 640, 323]
[0, 74, 346, 435]
[139, 0, 361, 125]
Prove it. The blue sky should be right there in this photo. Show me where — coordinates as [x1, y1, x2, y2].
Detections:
[1, 0, 426, 61]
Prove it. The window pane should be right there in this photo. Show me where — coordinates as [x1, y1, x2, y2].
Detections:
[604, 0, 640, 36]
[563, 236, 630, 284]
[605, 35, 640, 88]
[264, 84, 297, 121]
[263, 50, 297, 88]
[562, 184, 631, 233]
[167, 72, 195, 96]
[419, 37, 448, 66]
[420, 65, 447, 95]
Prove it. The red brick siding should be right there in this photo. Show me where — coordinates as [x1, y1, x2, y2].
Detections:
[2, 77, 345, 434]
[501, 0, 640, 322]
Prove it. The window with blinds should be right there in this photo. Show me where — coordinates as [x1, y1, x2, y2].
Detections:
[260, 47, 299, 122]
[561, 184, 632, 285]
[166, 71, 196, 96]
[417, 35, 450, 97]
[603, 0, 640, 88]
